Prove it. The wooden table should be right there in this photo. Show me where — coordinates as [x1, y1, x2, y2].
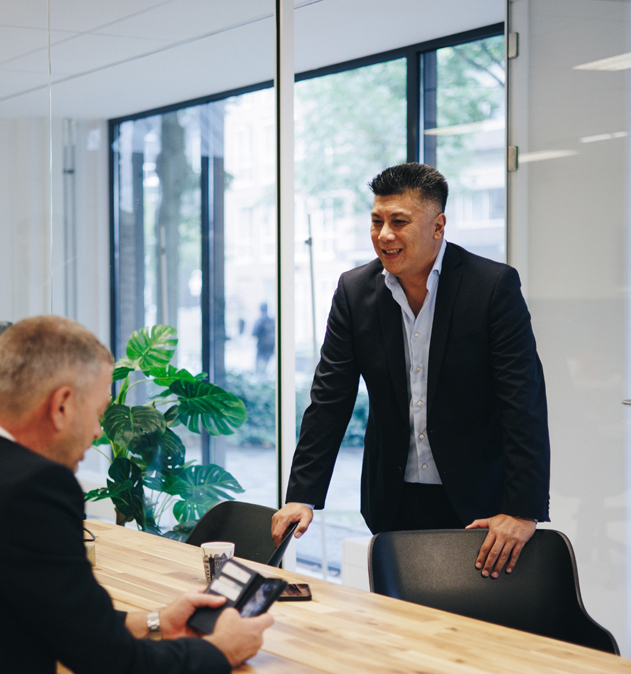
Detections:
[84, 519, 630, 674]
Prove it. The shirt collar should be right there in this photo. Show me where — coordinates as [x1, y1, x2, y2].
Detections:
[0, 425, 16, 442]
[383, 237, 447, 290]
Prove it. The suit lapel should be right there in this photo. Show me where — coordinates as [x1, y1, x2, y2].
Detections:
[428, 243, 463, 412]
[375, 272, 409, 425]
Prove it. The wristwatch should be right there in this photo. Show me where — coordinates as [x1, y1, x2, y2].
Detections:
[147, 611, 162, 640]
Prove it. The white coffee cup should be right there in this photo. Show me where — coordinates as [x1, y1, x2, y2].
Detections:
[201, 542, 235, 584]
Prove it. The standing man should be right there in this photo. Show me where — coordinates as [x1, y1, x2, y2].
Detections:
[0, 316, 273, 674]
[272, 163, 550, 577]
[252, 302, 275, 374]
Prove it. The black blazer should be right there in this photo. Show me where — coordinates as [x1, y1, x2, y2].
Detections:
[0, 438, 230, 674]
[286, 243, 550, 533]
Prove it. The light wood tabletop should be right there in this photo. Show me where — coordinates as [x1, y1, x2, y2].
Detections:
[81, 519, 630, 674]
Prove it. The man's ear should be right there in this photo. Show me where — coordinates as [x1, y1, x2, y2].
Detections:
[434, 212, 446, 239]
[48, 386, 73, 432]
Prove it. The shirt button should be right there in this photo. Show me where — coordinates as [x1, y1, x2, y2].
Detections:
[422, 463, 428, 469]
[416, 366, 421, 372]
[417, 401, 422, 406]
[414, 332, 419, 337]
[419, 434, 425, 440]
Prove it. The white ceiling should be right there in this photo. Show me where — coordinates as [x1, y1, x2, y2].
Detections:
[0, 0, 504, 119]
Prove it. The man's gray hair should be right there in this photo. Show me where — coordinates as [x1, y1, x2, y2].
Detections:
[0, 315, 113, 419]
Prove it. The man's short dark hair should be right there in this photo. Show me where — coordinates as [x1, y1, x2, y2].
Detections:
[368, 163, 449, 212]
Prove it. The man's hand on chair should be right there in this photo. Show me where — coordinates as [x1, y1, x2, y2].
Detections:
[466, 514, 536, 578]
[271, 503, 313, 547]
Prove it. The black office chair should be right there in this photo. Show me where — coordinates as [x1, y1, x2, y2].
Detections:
[369, 529, 619, 654]
[185, 500, 294, 567]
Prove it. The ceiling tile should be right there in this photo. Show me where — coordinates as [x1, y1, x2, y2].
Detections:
[91, 0, 273, 41]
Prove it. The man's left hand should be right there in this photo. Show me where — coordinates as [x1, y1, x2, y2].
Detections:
[465, 514, 536, 578]
[160, 588, 227, 638]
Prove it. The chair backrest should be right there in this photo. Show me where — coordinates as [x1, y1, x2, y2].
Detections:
[185, 500, 292, 567]
[369, 529, 619, 655]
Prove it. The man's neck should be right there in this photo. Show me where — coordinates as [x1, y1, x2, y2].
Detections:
[399, 276, 429, 317]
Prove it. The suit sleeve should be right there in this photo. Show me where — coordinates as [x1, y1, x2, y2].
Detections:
[2, 464, 231, 674]
[489, 267, 550, 521]
[286, 275, 361, 508]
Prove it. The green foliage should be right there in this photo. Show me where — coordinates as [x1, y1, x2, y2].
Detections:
[295, 59, 407, 211]
[84, 325, 245, 538]
[225, 371, 369, 448]
[435, 36, 505, 187]
[224, 372, 276, 447]
[171, 380, 248, 436]
[294, 36, 504, 206]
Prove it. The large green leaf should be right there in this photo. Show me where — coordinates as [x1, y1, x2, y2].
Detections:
[126, 325, 177, 370]
[162, 521, 197, 542]
[136, 427, 186, 473]
[147, 365, 197, 388]
[106, 458, 145, 523]
[115, 375, 131, 405]
[164, 404, 180, 427]
[106, 458, 160, 533]
[103, 404, 166, 451]
[163, 464, 244, 523]
[171, 380, 247, 436]
[113, 361, 134, 381]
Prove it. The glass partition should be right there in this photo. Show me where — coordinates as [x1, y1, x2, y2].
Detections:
[0, 2, 52, 322]
[508, 0, 631, 654]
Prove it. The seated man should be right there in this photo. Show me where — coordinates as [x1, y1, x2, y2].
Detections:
[0, 316, 273, 674]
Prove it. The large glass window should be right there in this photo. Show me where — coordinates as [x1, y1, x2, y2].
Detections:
[111, 88, 278, 518]
[293, 59, 407, 576]
[110, 27, 504, 576]
[426, 35, 506, 260]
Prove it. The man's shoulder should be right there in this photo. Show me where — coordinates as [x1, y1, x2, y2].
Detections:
[338, 258, 384, 284]
[446, 242, 519, 280]
[0, 437, 77, 495]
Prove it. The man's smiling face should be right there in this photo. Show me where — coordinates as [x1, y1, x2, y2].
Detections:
[370, 190, 445, 283]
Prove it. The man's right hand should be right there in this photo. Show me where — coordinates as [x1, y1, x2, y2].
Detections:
[205, 608, 274, 668]
[271, 503, 314, 546]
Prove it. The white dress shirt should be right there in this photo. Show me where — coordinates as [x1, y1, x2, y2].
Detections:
[0, 425, 16, 442]
[383, 238, 447, 484]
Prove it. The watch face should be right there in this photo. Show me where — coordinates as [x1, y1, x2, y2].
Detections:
[147, 612, 161, 640]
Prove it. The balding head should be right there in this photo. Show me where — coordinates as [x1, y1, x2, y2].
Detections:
[0, 316, 113, 422]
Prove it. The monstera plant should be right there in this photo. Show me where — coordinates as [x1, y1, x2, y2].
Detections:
[85, 325, 246, 540]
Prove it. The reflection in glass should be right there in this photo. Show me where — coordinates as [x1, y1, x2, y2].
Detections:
[112, 88, 277, 514]
[430, 35, 505, 261]
[294, 60, 407, 576]
[223, 88, 277, 509]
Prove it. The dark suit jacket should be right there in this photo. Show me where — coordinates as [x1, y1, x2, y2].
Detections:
[286, 243, 550, 533]
[0, 437, 230, 674]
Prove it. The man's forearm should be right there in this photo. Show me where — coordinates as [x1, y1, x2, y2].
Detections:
[125, 611, 151, 638]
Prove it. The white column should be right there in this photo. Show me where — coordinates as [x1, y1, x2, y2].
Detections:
[275, 0, 296, 570]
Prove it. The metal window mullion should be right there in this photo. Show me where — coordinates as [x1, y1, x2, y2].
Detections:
[406, 49, 421, 163]
[421, 50, 437, 168]
[200, 105, 212, 466]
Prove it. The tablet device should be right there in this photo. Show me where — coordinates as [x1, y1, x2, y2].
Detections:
[266, 520, 299, 567]
[188, 559, 287, 634]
